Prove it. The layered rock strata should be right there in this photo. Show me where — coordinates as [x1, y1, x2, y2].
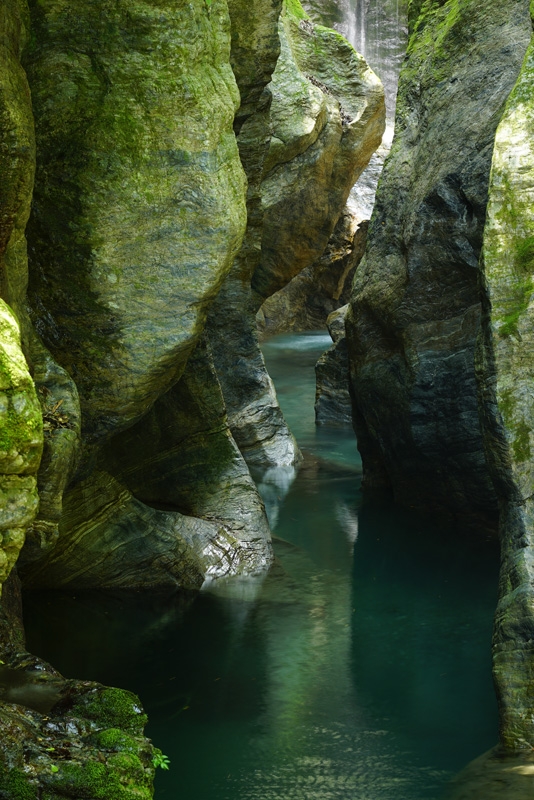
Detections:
[346, 0, 532, 529]
[210, 0, 385, 469]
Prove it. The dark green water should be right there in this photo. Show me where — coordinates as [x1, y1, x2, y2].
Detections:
[24, 331, 499, 800]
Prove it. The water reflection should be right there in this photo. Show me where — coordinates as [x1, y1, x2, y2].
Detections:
[253, 465, 297, 528]
[23, 332, 500, 800]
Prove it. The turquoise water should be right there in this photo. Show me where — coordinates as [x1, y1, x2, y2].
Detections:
[24, 331, 499, 799]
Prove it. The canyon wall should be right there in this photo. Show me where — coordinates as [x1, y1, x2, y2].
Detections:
[346, 0, 534, 752]
[346, 0, 531, 529]
[477, 13, 534, 749]
[0, 0, 385, 795]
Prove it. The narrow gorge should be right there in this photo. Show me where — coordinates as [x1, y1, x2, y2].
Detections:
[1, 0, 534, 798]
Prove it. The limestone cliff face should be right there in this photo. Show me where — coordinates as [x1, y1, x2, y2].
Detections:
[210, 0, 385, 469]
[346, 0, 532, 528]
[477, 22, 534, 750]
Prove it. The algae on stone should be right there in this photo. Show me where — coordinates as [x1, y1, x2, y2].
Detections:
[24, 0, 247, 444]
[477, 30, 534, 750]
[0, 302, 42, 592]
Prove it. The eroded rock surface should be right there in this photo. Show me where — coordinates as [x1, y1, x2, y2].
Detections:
[257, 212, 367, 337]
[476, 24, 534, 750]
[210, 0, 384, 469]
[315, 305, 352, 427]
[346, 0, 531, 529]
[25, 0, 247, 444]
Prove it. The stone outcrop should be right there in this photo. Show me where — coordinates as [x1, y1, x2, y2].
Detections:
[476, 22, 534, 751]
[0, 0, 43, 590]
[16, 0, 274, 589]
[21, 337, 272, 589]
[315, 304, 352, 427]
[210, 0, 385, 469]
[24, 0, 247, 445]
[257, 212, 367, 337]
[346, 0, 532, 531]
[0, 574, 156, 800]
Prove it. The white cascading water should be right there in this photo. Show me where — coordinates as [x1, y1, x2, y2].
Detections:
[312, 0, 408, 218]
[345, 0, 408, 218]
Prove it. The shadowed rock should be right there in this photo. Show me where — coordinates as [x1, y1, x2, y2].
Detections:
[476, 22, 534, 750]
[346, 0, 531, 530]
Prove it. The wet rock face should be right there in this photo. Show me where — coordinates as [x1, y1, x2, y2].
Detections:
[477, 26, 534, 750]
[315, 305, 352, 428]
[346, 0, 532, 527]
[24, 0, 247, 445]
[210, 0, 385, 469]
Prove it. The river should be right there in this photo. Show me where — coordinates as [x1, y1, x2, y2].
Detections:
[23, 331, 500, 800]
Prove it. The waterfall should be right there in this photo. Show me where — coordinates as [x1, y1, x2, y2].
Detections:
[342, 0, 408, 122]
[300, 0, 408, 218]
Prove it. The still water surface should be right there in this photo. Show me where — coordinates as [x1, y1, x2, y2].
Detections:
[24, 332, 499, 799]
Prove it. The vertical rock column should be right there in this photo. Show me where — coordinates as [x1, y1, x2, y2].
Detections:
[24, 0, 247, 444]
[210, 0, 385, 469]
[478, 19, 534, 749]
[19, 0, 275, 589]
[207, 0, 291, 469]
[346, 0, 531, 527]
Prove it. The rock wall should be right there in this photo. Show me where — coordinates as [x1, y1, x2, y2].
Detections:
[315, 304, 352, 427]
[0, 0, 43, 591]
[257, 212, 367, 337]
[18, 0, 275, 589]
[210, 0, 385, 469]
[477, 19, 534, 750]
[346, 0, 532, 530]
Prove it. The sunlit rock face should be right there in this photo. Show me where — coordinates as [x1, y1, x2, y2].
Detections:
[257, 211, 367, 337]
[476, 24, 534, 751]
[346, 0, 531, 529]
[24, 0, 247, 445]
[16, 0, 274, 588]
[210, 0, 385, 469]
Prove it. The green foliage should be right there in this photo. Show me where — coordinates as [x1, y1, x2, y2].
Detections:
[152, 750, 170, 771]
